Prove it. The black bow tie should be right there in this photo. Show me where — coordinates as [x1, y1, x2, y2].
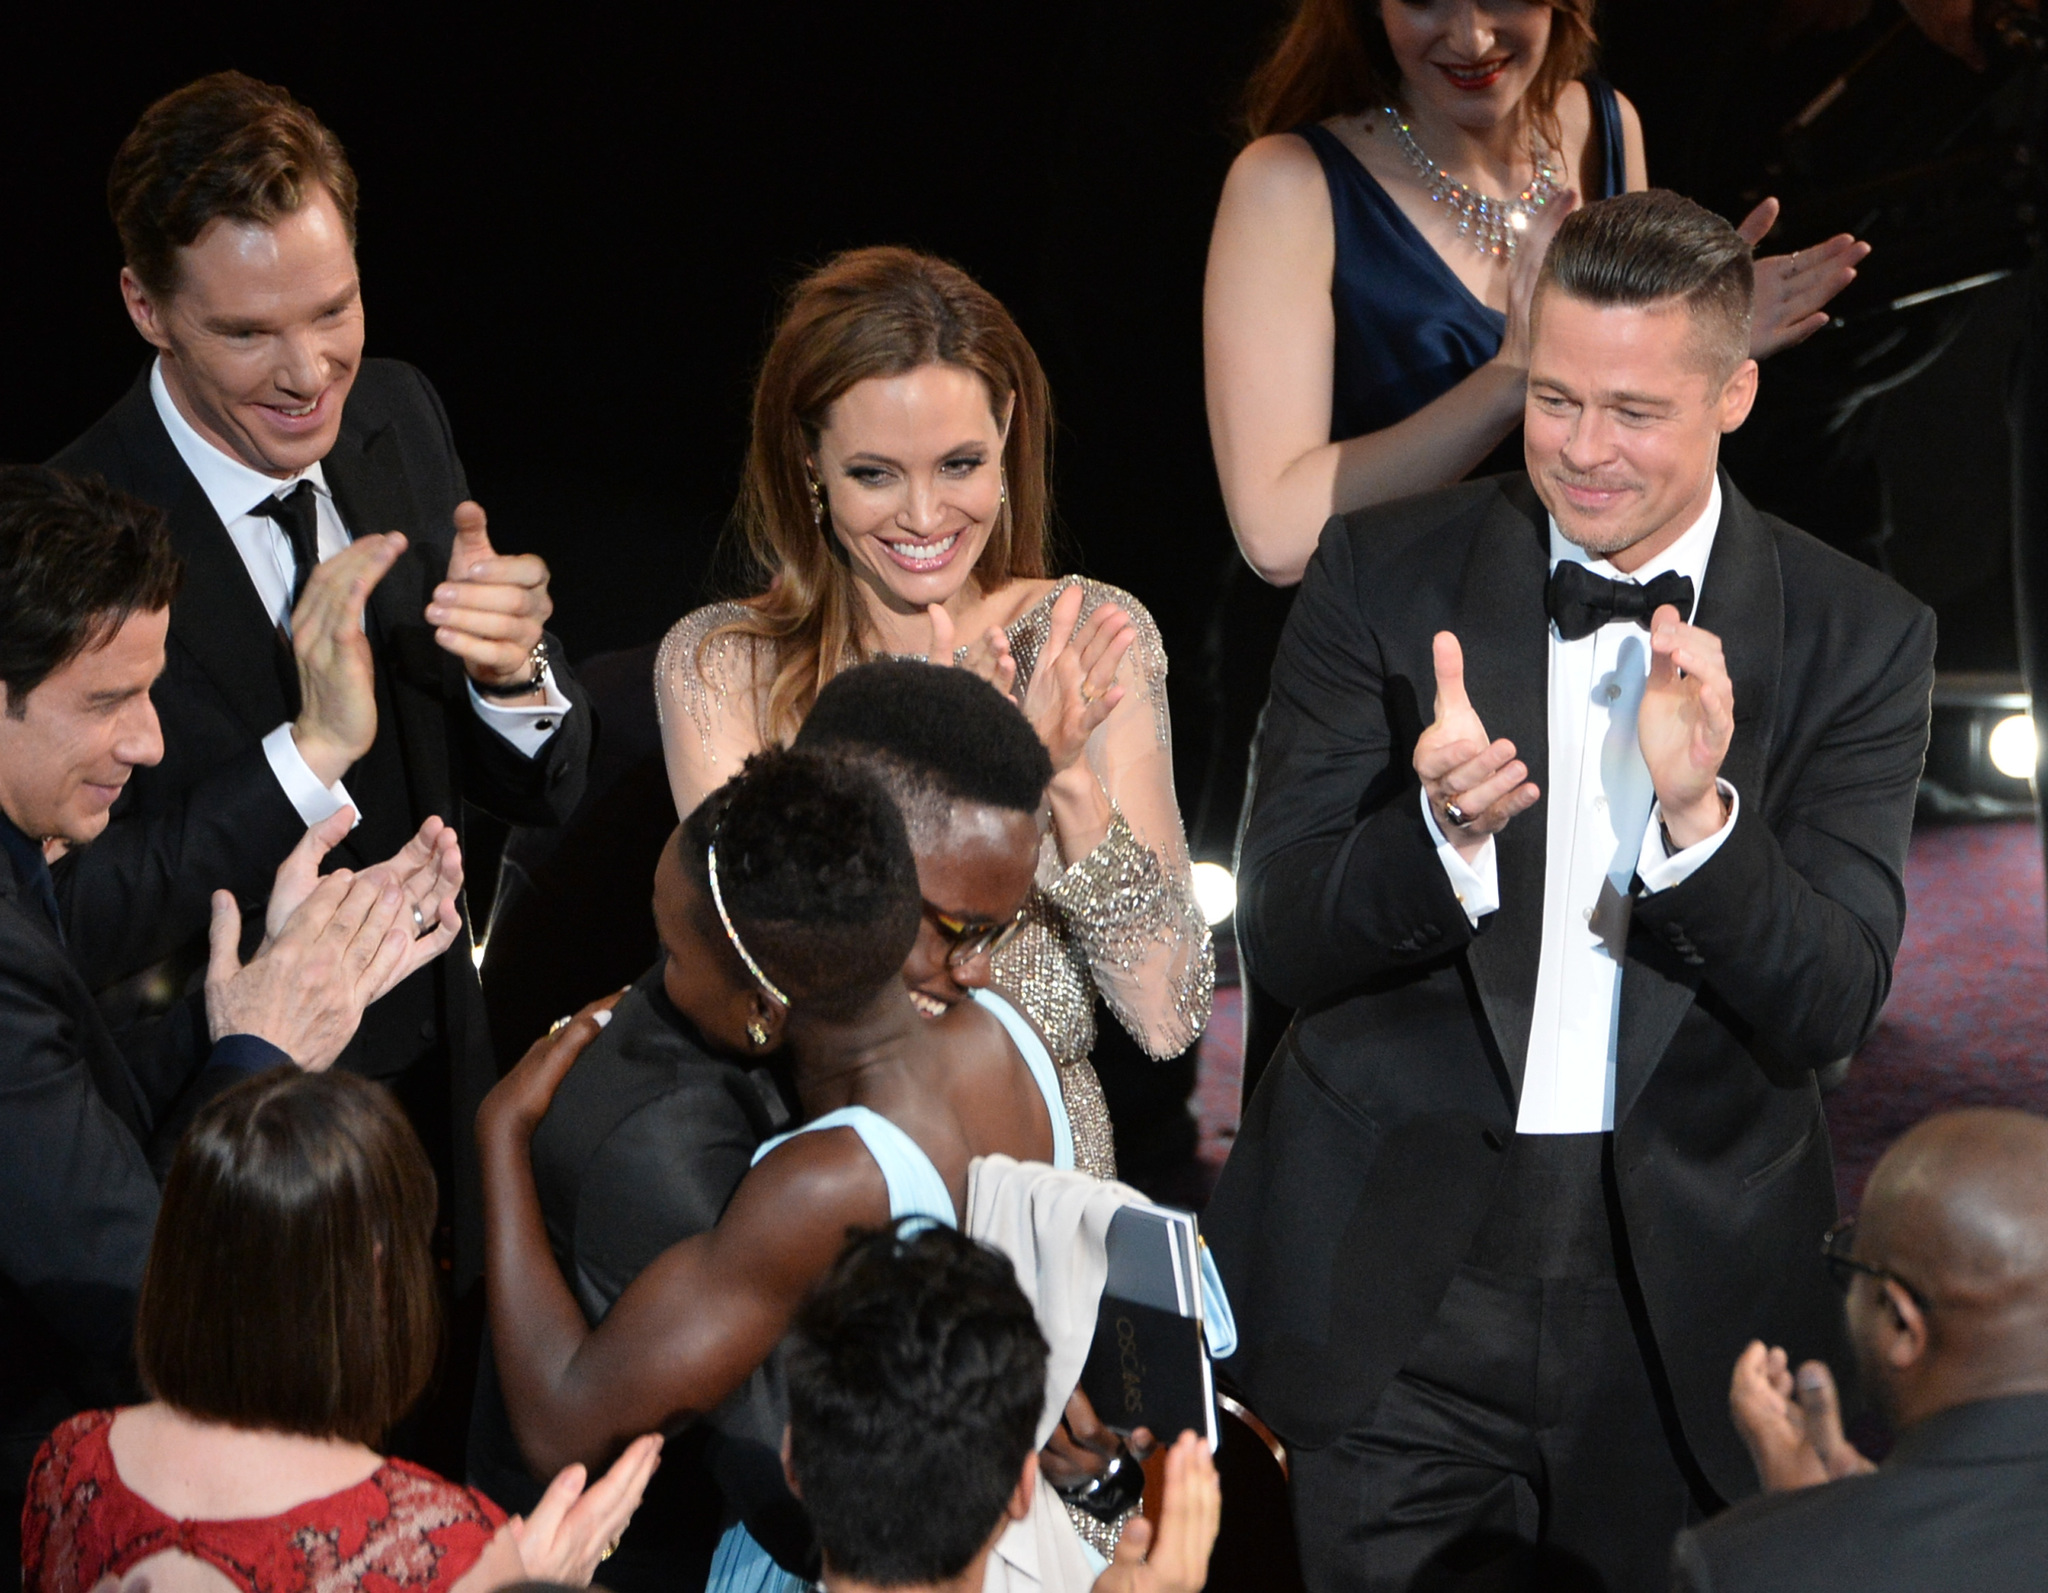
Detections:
[1545, 561, 1695, 642]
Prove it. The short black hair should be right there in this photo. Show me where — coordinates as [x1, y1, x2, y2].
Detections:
[794, 661, 1052, 845]
[786, 1223, 1048, 1584]
[680, 747, 921, 1019]
[0, 465, 182, 714]
[136, 1069, 440, 1445]
[1537, 188, 1756, 376]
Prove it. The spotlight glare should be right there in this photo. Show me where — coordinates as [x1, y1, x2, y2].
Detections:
[1191, 861, 1237, 926]
[1989, 714, 2038, 782]
[471, 936, 489, 971]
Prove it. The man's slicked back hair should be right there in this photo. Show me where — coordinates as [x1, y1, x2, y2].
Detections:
[794, 660, 1052, 844]
[678, 747, 921, 1019]
[110, 70, 359, 299]
[0, 465, 181, 713]
[1537, 189, 1755, 377]
[786, 1223, 1048, 1585]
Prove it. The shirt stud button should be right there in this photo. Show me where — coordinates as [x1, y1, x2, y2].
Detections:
[1582, 907, 1594, 923]
[534, 717, 555, 731]
[1605, 683, 1622, 702]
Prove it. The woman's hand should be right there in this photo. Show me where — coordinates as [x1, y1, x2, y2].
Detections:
[1740, 198, 1869, 358]
[1494, 187, 1579, 373]
[508, 1435, 665, 1586]
[925, 603, 1018, 696]
[478, 995, 621, 1146]
[1041, 1388, 1152, 1491]
[1021, 584, 1135, 775]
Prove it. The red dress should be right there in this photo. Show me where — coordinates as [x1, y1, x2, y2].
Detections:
[21, 1410, 509, 1593]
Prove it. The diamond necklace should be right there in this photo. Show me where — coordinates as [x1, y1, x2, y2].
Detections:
[1383, 106, 1560, 260]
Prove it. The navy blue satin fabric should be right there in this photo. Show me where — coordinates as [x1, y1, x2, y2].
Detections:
[1298, 76, 1626, 448]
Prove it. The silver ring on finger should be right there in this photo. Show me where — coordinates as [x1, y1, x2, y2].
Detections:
[411, 904, 428, 937]
[1443, 800, 1471, 828]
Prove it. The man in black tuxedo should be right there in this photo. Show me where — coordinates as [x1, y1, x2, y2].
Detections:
[0, 464, 462, 1566]
[1205, 190, 1935, 1592]
[1674, 1107, 2048, 1590]
[50, 72, 591, 1280]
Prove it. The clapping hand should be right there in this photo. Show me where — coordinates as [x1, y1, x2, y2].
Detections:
[1021, 583, 1135, 774]
[291, 533, 404, 786]
[1496, 187, 1579, 372]
[1729, 1341, 1873, 1493]
[925, 603, 1019, 697]
[1739, 198, 1869, 359]
[1638, 604, 1734, 849]
[508, 1434, 664, 1585]
[1092, 1431, 1221, 1593]
[1414, 632, 1539, 861]
[426, 502, 554, 697]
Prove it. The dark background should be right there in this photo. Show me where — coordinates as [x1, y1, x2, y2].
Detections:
[1, 2, 2026, 875]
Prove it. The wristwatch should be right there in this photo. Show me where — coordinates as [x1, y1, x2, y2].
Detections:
[473, 639, 550, 699]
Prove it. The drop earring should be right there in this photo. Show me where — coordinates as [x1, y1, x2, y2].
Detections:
[806, 468, 827, 530]
[747, 1017, 770, 1048]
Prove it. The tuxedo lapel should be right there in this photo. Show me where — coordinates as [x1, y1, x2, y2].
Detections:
[1612, 471, 1785, 1126]
[106, 373, 293, 736]
[1456, 480, 1553, 1098]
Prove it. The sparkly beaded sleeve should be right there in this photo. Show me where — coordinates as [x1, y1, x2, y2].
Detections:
[655, 601, 774, 817]
[1023, 581, 1216, 1061]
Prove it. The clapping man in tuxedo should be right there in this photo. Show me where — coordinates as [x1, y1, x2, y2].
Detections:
[1206, 190, 1935, 1591]
[50, 71, 593, 1285]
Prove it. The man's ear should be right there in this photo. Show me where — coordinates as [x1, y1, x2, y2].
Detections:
[1006, 1449, 1038, 1523]
[780, 1424, 802, 1500]
[1717, 357, 1760, 434]
[119, 267, 174, 354]
[1883, 1278, 1931, 1371]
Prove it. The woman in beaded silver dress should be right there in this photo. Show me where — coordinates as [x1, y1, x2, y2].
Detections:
[657, 245, 1213, 1185]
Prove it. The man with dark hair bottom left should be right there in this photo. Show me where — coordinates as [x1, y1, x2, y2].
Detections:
[0, 463, 463, 1565]
[782, 1223, 1220, 1593]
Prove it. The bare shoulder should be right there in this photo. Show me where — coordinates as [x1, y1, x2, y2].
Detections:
[737, 1124, 894, 1226]
[1219, 132, 1330, 222]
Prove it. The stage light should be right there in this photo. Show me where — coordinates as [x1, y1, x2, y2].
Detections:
[1989, 714, 2037, 781]
[1192, 861, 1236, 926]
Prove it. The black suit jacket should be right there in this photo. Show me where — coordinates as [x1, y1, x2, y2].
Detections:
[0, 758, 299, 1515]
[52, 359, 594, 1277]
[1205, 472, 1934, 1503]
[467, 966, 798, 1593]
[1672, 1394, 2048, 1591]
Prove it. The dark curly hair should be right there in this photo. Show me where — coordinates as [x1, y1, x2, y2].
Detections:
[794, 660, 1052, 844]
[0, 465, 181, 714]
[786, 1222, 1047, 1584]
[680, 747, 921, 1019]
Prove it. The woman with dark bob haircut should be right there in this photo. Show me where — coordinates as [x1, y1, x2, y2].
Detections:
[21, 1069, 660, 1593]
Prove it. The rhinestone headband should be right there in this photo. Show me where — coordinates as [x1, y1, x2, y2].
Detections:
[706, 839, 790, 1008]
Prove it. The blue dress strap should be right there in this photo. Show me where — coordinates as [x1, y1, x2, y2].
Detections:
[970, 988, 1075, 1171]
[752, 1104, 957, 1229]
[1584, 75, 1626, 200]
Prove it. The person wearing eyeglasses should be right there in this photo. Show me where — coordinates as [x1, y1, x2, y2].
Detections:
[467, 664, 1073, 1593]
[1671, 1107, 2048, 1591]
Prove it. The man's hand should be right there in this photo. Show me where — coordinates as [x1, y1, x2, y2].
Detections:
[1093, 1431, 1220, 1593]
[204, 871, 421, 1070]
[1738, 198, 1870, 359]
[1414, 632, 1538, 863]
[1639, 604, 1735, 849]
[261, 813, 464, 1003]
[427, 501, 553, 699]
[291, 533, 405, 786]
[1730, 1341, 1874, 1493]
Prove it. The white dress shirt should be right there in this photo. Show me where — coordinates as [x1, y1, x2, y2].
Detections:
[1425, 478, 1738, 1133]
[149, 362, 570, 831]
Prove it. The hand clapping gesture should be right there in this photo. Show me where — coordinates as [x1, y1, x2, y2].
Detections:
[1728, 1340, 1873, 1493]
[1738, 198, 1870, 359]
[1413, 632, 1540, 861]
[1638, 604, 1735, 849]
[426, 502, 555, 699]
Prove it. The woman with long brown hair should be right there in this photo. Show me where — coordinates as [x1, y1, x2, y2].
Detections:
[1205, 0, 1866, 586]
[656, 246, 1213, 1182]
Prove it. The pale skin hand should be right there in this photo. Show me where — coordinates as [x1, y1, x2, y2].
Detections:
[290, 533, 405, 786]
[426, 502, 555, 700]
[1414, 632, 1540, 865]
[1638, 603, 1735, 849]
[1026, 584, 1136, 865]
[1729, 1340, 1874, 1493]
[449, 1434, 664, 1593]
[1737, 198, 1870, 358]
[1092, 1431, 1221, 1593]
[262, 812, 464, 972]
[925, 603, 1019, 698]
[203, 870, 424, 1069]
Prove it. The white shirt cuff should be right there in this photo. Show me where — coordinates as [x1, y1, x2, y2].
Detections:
[261, 723, 359, 830]
[1420, 786, 1500, 927]
[466, 672, 572, 759]
[1637, 780, 1740, 893]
